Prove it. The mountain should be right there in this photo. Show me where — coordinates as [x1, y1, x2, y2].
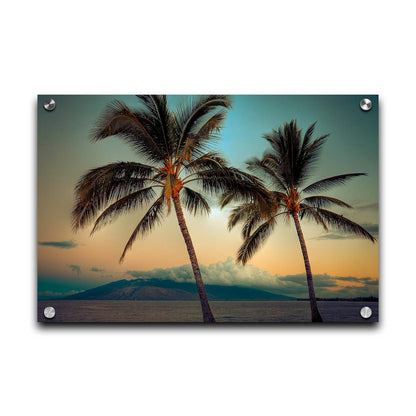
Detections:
[64, 278, 295, 301]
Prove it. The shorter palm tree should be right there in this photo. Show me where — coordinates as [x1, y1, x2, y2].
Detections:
[221, 120, 376, 322]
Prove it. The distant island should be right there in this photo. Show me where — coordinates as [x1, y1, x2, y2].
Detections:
[59, 278, 296, 301]
[39, 278, 380, 302]
[296, 296, 378, 302]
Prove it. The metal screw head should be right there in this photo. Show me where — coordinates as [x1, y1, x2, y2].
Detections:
[360, 306, 372, 319]
[44, 306, 56, 319]
[360, 98, 372, 112]
[43, 98, 56, 111]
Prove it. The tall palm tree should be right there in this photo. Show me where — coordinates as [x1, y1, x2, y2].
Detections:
[221, 120, 376, 322]
[72, 95, 263, 323]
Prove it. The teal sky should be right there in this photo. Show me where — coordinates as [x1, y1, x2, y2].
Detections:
[38, 95, 378, 298]
[38, 94, 378, 212]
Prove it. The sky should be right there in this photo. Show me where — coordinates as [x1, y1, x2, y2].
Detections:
[37, 95, 378, 298]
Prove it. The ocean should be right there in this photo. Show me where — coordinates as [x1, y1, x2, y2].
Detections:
[38, 300, 378, 323]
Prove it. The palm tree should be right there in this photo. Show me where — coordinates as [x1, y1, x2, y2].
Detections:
[72, 95, 263, 323]
[221, 120, 376, 322]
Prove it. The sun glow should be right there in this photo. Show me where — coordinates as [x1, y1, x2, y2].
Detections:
[210, 207, 223, 218]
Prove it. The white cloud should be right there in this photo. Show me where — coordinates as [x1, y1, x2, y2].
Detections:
[126, 257, 378, 298]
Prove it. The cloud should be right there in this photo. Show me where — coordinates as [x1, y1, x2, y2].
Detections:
[361, 223, 379, 234]
[68, 264, 81, 276]
[335, 276, 378, 285]
[355, 202, 379, 210]
[314, 223, 378, 241]
[90, 267, 105, 272]
[126, 258, 378, 299]
[313, 233, 351, 240]
[38, 240, 78, 249]
[38, 290, 81, 299]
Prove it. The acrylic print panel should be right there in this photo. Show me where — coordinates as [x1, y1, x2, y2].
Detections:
[37, 95, 379, 324]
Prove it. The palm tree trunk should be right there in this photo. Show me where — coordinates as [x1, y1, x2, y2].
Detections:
[292, 212, 323, 322]
[172, 194, 216, 323]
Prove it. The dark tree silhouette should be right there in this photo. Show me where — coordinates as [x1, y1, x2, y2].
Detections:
[72, 95, 263, 323]
[221, 120, 376, 322]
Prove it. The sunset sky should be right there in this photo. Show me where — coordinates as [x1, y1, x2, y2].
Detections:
[38, 95, 378, 298]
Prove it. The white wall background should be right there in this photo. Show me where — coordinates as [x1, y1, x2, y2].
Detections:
[1, 1, 414, 415]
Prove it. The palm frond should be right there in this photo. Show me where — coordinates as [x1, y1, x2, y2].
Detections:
[237, 220, 276, 264]
[316, 208, 376, 242]
[219, 190, 235, 209]
[180, 187, 211, 216]
[91, 99, 166, 162]
[90, 187, 157, 235]
[302, 195, 352, 209]
[263, 126, 289, 161]
[72, 162, 158, 230]
[176, 110, 228, 162]
[196, 109, 228, 138]
[246, 156, 287, 191]
[270, 191, 287, 202]
[174, 95, 232, 156]
[182, 151, 229, 174]
[260, 120, 331, 188]
[300, 121, 317, 152]
[241, 212, 265, 239]
[260, 152, 290, 191]
[227, 203, 259, 231]
[299, 204, 328, 230]
[191, 167, 270, 206]
[302, 173, 366, 194]
[297, 134, 329, 182]
[119, 194, 166, 262]
[136, 95, 174, 156]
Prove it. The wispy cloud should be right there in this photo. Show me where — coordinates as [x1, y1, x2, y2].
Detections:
[38, 290, 81, 299]
[313, 223, 378, 241]
[126, 258, 378, 299]
[90, 267, 105, 272]
[361, 223, 379, 234]
[38, 240, 78, 249]
[355, 202, 379, 210]
[336, 276, 379, 285]
[313, 233, 351, 240]
[68, 264, 81, 276]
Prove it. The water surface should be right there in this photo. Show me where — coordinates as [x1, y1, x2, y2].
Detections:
[38, 300, 378, 323]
